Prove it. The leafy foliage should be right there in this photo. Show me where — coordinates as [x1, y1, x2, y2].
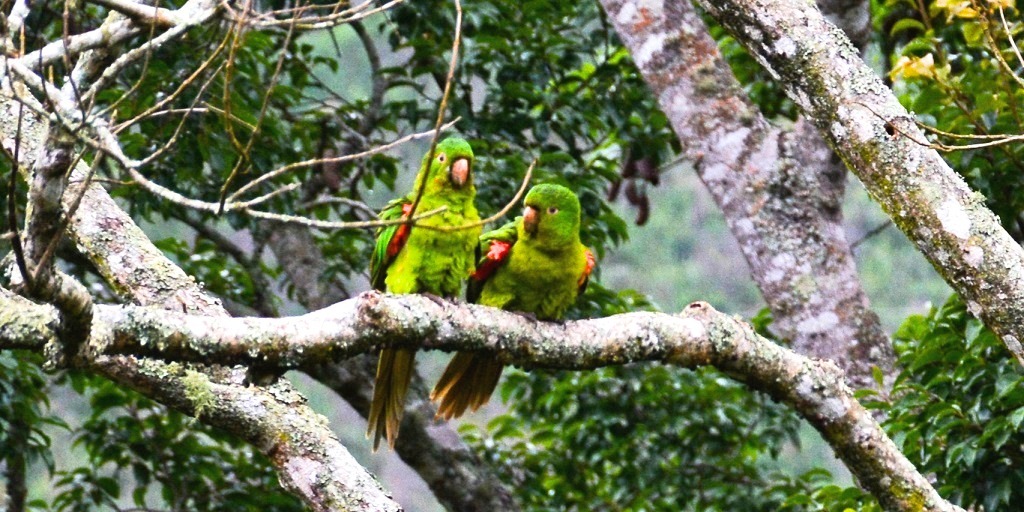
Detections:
[879, 295, 1024, 511]
[0, 352, 63, 504]
[464, 293, 877, 511]
[381, 0, 677, 252]
[50, 373, 305, 512]
[473, 362, 881, 511]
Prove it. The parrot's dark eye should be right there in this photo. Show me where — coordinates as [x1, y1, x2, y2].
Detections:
[438, 154, 446, 162]
[548, 207, 558, 215]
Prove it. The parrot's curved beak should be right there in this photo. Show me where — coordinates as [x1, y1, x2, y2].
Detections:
[522, 205, 539, 235]
[450, 158, 470, 188]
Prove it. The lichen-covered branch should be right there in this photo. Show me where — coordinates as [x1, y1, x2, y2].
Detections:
[266, 223, 520, 511]
[91, 355, 399, 512]
[598, 0, 893, 389]
[697, 0, 1024, 366]
[0, 77, 397, 512]
[0, 291, 962, 512]
[18, 125, 93, 361]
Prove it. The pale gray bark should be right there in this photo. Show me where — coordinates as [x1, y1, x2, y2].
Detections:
[0, 291, 964, 512]
[817, 0, 871, 49]
[0, 8, 397, 503]
[696, 0, 1024, 366]
[598, 0, 894, 389]
[265, 223, 521, 511]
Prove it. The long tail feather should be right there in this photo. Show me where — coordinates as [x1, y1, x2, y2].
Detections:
[432, 352, 505, 421]
[367, 347, 416, 450]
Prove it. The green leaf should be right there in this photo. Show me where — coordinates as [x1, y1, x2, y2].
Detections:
[891, 18, 927, 36]
[1010, 406, 1024, 429]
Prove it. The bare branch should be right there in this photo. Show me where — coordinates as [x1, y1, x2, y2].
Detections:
[300, 196, 377, 218]
[7, 0, 30, 38]
[228, 119, 460, 202]
[226, 0, 406, 31]
[20, 126, 93, 363]
[0, 292, 963, 512]
[407, 0, 463, 220]
[423, 158, 534, 232]
[92, 355, 401, 512]
[17, 0, 220, 71]
[85, 0, 178, 27]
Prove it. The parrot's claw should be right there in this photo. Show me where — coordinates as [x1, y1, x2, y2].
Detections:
[422, 292, 449, 307]
[514, 311, 539, 322]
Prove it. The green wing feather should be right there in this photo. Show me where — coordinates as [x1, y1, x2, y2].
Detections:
[369, 197, 411, 291]
[466, 218, 520, 303]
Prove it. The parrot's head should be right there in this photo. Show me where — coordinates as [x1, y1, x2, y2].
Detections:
[521, 184, 581, 250]
[418, 137, 475, 195]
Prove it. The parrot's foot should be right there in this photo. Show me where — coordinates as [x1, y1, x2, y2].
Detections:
[421, 292, 449, 307]
[514, 311, 539, 322]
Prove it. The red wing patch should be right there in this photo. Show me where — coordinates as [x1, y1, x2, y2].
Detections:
[578, 249, 596, 287]
[386, 203, 415, 258]
[472, 240, 512, 282]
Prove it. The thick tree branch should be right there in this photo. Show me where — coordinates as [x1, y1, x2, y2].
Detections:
[91, 355, 399, 512]
[697, 0, 1024, 366]
[0, 292, 962, 512]
[0, 100, 396, 512]
[265, 223, 521, 511]
[16, 124, 93, 365]
[85, 0, 179, 27]
[14, 0, 219, 71]
[599, 0, 893, 389]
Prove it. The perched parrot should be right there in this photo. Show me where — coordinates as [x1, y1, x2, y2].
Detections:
[367, 137, 481, 450]
[431, 183, 595, 420]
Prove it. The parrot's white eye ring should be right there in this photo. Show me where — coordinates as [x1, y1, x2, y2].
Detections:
[438, 154, 446, 162]
[548, 207, 558, 214]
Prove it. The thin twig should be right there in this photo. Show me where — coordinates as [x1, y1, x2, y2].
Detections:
[119, 162, 451, 230]
[422, 158, 535, 232]
[245, 205, 450, 230]
[218, 0, 255, 212]
[227, 119, 459, 201]
[851, 220, 893, 250]
[226, 0, 406, 30]
[853, 100, 1024, 151]
[218, 8, 298, 212]
[999, 6, 1024, 76]
[983, 6, 1024, 90]
[7, 100, 30, 288]
[85, 0, 178, 26]
[916, 122, 1023, 140]
[406, 0, 463, 221]
[300, 196, 378, 217]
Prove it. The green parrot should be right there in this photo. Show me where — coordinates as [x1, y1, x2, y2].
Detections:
[367, 137, 481, 450]
[431, 183, 595, 420]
